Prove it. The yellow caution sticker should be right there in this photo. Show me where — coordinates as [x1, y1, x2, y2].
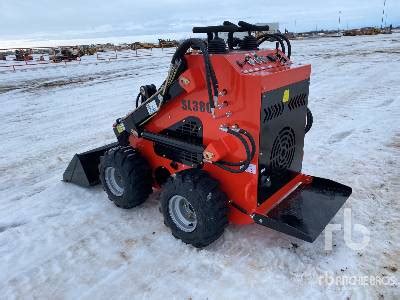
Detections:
[116, 123, 125, 134]
[282, 89, 290, 103]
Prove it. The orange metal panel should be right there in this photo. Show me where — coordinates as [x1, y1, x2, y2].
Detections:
[130, 49, 311, 225]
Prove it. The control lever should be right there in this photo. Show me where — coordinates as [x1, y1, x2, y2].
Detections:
[236, 55, 256, 68]
[254, 54, 266, 64]
[238, 21, 269, 32]
[192, 25, 239, 34]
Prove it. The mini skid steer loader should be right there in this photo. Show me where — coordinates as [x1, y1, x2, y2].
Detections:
[63, 21, 352, 247]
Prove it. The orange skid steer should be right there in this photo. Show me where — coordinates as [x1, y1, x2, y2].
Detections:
[63, 21, 352, 247]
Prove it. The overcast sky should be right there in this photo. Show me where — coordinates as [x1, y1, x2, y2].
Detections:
[0, 0, 398, 42]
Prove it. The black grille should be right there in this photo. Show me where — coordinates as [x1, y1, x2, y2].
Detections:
[154, 117, 203, 166]
[263, 102, 284, 123]
[175, 120, 202, 143]
[258, 80, 310, 204]
[288, 93, 307, 110]
[270, 127, 296, 171]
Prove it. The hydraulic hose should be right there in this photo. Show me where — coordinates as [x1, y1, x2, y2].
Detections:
[305, 107, 313, 133]
[218, 129, 255, 166]
[276, 33, 291, 58]
[213, 128, 252, 173]
[257, 34, 286, 54]
[135, 92, 141, 108]
[257, 33, 291, 58]
[241, 129, 256, 160]
[171, 38, 219, 111]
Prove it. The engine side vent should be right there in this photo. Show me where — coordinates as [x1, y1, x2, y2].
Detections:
[154, 117, 203, 166]
[263, 103, 284, 123]
[270, 127, 296, 171]
[174, 120, 202, 143]
[288, 93, 307, 111]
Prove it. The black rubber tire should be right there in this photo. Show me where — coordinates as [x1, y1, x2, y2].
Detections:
[100, 146, 152, 209]
[161, 169, 228, 248]
[305, 107, 313, 134]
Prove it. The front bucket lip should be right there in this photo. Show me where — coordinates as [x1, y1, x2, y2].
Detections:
[252, 174, 352, 242]
[62, 142, 118, 187]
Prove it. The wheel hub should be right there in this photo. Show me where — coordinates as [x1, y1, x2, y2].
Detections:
[105, 167, 124, 196]
[168, 195, 197, 232]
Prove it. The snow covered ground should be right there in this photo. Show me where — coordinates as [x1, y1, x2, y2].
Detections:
[0, 34, 399, 299]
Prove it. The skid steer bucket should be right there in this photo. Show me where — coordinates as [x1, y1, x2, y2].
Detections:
[253, 176, 352, 242]
[63, 142, 118, 187]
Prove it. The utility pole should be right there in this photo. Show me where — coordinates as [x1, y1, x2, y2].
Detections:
[338, 10, 342, 33]
[381, 0, 387, 29]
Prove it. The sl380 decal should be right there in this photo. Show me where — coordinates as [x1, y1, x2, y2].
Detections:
[181, 100, 211, 113]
